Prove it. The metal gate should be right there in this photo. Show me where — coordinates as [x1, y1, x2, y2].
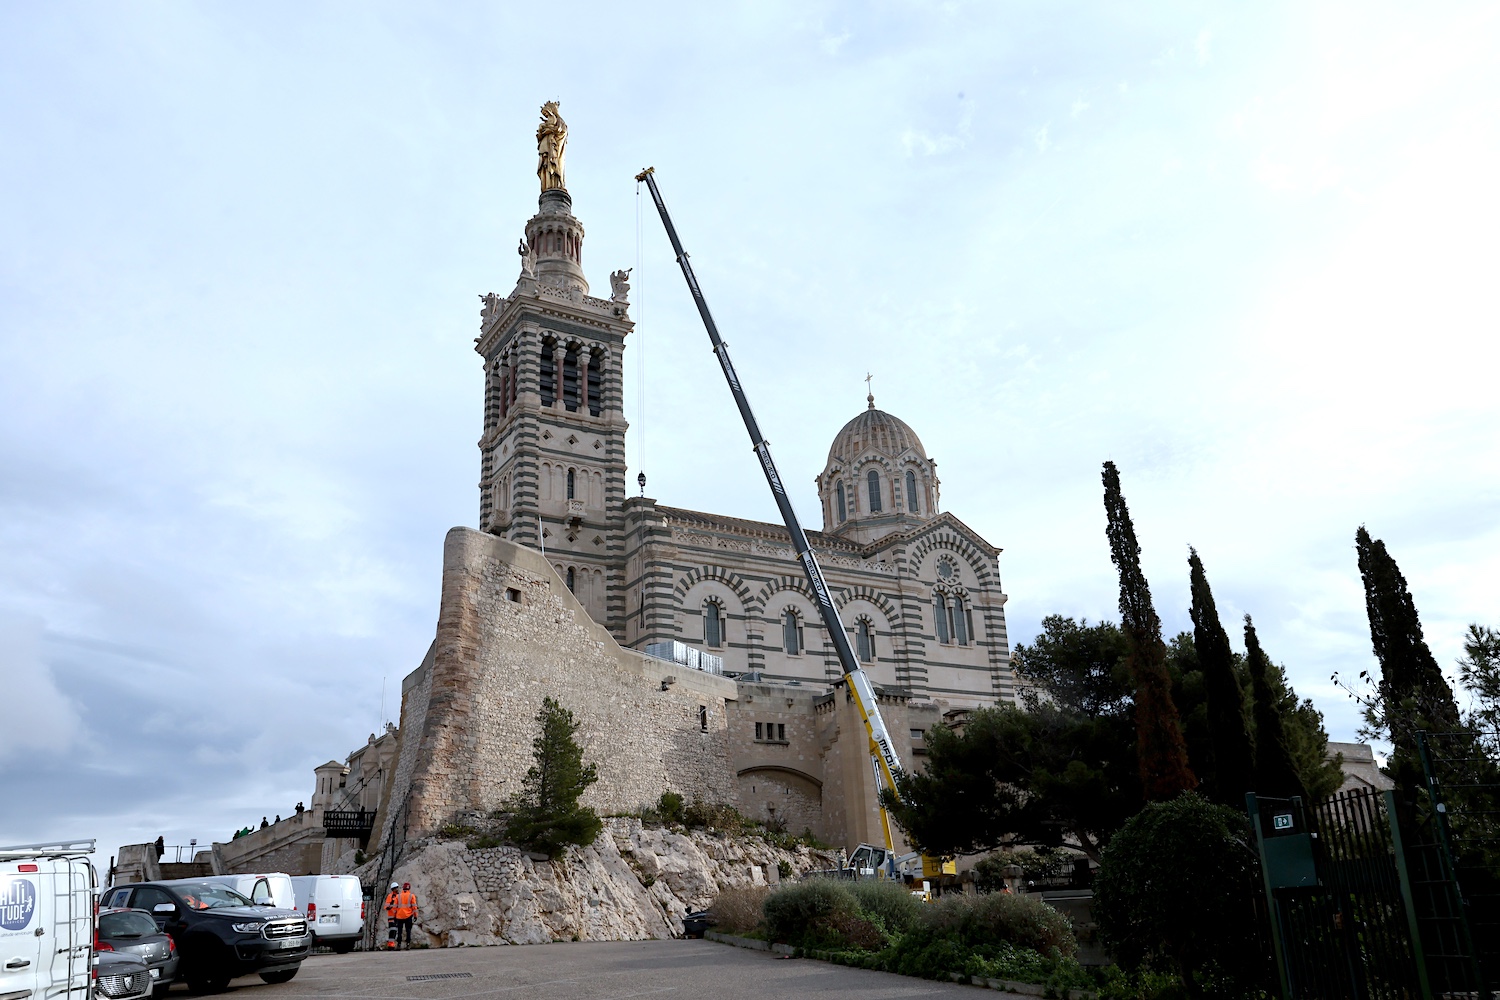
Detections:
[1408, 730, 1500, 997]
[1250, 789, 1425, 999]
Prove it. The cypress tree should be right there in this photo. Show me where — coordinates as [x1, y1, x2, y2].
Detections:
[1355, 526, 1461, 792]
[1243, 616, 1306, 800]
[1187, 548, 1255, 804]
[1102, 462, 1197, 800]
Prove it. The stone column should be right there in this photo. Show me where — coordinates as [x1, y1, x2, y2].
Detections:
[552, 342, 567, 411]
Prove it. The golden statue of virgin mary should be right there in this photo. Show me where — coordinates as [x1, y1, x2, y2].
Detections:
[537, 101, 567, 192]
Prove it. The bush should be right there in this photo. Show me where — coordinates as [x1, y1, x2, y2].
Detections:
[776, 859, 793, 880]
[1094, 792, 1267, 996]
[707, 885, 770, 935]
[918, 891, 1076, 957]
[763, 881, 885, 951]
[846, 879, 923, 936]
[657, 791, 685, 824]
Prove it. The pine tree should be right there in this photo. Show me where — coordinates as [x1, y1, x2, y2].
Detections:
[1244, 616, 1306, 800]
[1102, 462, 1196, 800]
[506, 697, 603, 855]
[1187, 549, 1255, 804]
[1355, 527, 1461, 792]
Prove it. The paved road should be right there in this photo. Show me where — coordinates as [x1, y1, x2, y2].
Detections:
[188, 940, 988, 1000]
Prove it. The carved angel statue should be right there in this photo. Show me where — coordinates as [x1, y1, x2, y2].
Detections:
[537, 101, 568, 192]
[518, 238, 536, 277]
[609, 267, 632, 303]
[479, 292, 503, 324]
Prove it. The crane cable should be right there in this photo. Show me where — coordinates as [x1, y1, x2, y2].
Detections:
[635, 179, 646, 493]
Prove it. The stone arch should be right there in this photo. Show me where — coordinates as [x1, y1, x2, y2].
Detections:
[910, 528, 995, 585]
[674, 565, 757, 611]
[735, 764, 823, 789]
[833, 584, 899, 622]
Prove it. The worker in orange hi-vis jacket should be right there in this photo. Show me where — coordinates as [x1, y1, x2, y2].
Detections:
[383, 882, 400, 950]
[392, 882, 420, 950]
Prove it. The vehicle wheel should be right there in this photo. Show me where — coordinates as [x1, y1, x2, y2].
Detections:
[259, 969, 299, 985]
[330, 941, 357, 954]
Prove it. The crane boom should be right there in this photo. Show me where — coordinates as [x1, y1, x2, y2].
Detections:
[635, 167, 906, 804]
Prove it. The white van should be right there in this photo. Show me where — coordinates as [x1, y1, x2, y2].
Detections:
[196, 873, 296, 911]
[288, 876, 363, 952]
[1, 840, 96, 1000]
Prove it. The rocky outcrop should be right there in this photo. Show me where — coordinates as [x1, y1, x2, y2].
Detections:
[355, 818, 834, 947]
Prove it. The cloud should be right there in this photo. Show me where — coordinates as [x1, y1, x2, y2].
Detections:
[0, 616, 83, 760]
[819, 30, 850, 55]
[1196, 28, 1213, 66]
[1071, 98, 1090, 118]
[1034, 123, 1052, 153]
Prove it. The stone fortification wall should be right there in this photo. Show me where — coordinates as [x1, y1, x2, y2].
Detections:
[386, 528, 738, 845]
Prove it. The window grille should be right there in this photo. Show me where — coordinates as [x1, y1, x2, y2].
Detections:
[539, 343, 556, 406]
[835, 483, 846, 523]
[857, 620, 874, 663]
[587, 358, 602, 416]
[699, 705, 708, 732]
[954, 597, 969, 645]
[756, 722, 764, 740]
[906, 470, 919, 513]
[566, 567, 575, 592]
[705, 602, 723, 648]
[562, 345, 580, 411]
[867, 470, 882, 513]
[566, 469, 576, 501]
[935, 596, 950, 644]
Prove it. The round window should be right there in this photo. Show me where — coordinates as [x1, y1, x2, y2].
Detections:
[937, 560, 953, 580]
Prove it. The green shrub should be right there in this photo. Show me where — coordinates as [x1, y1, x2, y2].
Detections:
[707, 885, 770, 935]
[1094, 792, 1268, 995]
[763, 881, 885, 951]
[846, 879, 923, 936]
[657, 791, 685, 824]
[919, 891, 1076, 957]
[776, 859, 793, 880]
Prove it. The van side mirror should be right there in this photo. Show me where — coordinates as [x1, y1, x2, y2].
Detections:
[152, 903, 177, 915]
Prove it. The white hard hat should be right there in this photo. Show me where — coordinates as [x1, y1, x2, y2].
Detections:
[390, 882, 398, 889]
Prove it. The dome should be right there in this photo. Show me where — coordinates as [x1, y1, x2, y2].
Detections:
[826, 400, 928, 467]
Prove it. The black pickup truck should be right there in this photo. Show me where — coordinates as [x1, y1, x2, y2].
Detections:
[98, 880, 310, 993]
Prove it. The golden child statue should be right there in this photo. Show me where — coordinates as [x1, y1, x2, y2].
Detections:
[537, 101, 567, 192]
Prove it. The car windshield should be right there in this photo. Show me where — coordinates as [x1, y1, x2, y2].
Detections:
[98, 912, 159, 938]
[176, 884, 254, 910]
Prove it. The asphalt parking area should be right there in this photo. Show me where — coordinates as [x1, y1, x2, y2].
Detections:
[184, 940, 984, 999]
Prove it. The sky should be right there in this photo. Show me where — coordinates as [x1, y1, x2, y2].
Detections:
[2, 2, 1498, 865]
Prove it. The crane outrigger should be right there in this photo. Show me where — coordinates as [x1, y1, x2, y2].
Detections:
[636, 167, 915, 874]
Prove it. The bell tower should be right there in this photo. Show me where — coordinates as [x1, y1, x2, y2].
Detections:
[474, 103, 634, 633]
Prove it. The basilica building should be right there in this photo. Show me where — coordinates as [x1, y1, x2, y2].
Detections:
[474, 124, 1014, 712]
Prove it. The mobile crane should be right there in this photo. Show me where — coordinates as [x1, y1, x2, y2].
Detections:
[636, 168, 926, 878]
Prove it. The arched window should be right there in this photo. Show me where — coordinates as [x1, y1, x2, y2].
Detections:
[953, 596, 969, 645]
[587, 351, 602, 416]
[705, 602, 723, 648]
[934, 595, 950, 644]
[566, 567, 575, 592]
[856, 619, 874, 663]
[566, 469, 576, 500]
[867, 470, 882, 513]
[905, 470, 919, 514]
[539, 341, 556, 406]
[783, 610, 801, 655]
[835, 483, 846, 523]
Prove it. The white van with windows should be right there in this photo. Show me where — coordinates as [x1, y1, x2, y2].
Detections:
[288, 876, 363, 952]
[1, 840, 149, 1000]
[195, 873, 295, 912]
